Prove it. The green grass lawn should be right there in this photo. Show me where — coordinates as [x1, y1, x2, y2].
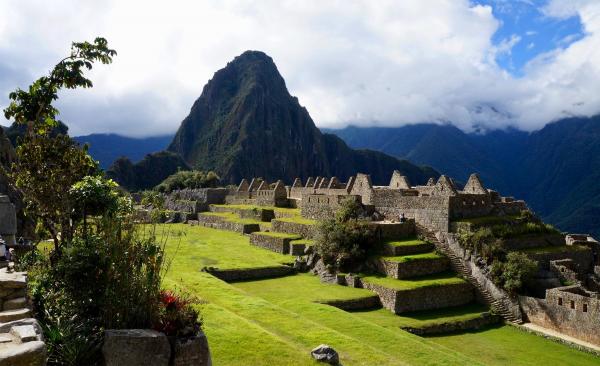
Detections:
[274, 216, 318, 225]
[232, 273, 376, 303]
[291, 239, 314, 246]
[428, 324, 600, 366]
[159, 224, 293, 270]
[382, 252, 445, 263]
[351, 303, 489, 329]
[360, 272, 467, 291]
[385, 238, 428, 247]
[160, 224, 599, 366]
[161, 224, 477, 365]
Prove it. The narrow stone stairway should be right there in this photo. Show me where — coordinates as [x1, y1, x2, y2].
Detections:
[416, 224, 523, 323]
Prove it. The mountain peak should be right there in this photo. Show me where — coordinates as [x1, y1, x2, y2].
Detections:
[167, 52, 438, 185]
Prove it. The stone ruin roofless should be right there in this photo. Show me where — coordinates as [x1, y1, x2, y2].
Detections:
[227, 171, 527, 233]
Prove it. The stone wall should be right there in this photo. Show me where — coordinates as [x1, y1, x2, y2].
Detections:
[249, 233, 299, 254]
[317, 296, 381, 311]
[368, 220, 415, 240]
[205, 266, 295, 282]
[448, 194, 494, 220]
[520, 285, 600, 346]
[166, 188, 228, 212]
[375, 195, 450, 233]
[271, 220, 318, 239]
[402, 312, 500, 336]
[375, 257, 450, 279]
[359, 279, 474, 313]
[300, 194, 361, 220]
[526, 247, 594, 274]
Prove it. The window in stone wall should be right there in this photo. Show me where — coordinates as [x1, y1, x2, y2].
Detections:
[583, 303, 588, 312]
[558, 297, 563, 306]
[570, 300, 575, 309]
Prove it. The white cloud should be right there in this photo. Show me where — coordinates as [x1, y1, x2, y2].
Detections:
[0, 0, 599, 136]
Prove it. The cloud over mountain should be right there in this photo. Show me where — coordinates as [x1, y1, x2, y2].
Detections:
[0, 0, 599, 136]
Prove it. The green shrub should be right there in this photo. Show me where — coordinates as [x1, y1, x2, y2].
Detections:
[314, 199, 378, 273]
[458, 211, 560, 261]
[489, 252, 538, 294]
[155, 170, 220, 193]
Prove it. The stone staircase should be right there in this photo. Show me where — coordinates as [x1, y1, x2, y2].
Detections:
[416, 224, 523, 323]
[0, 267, 46, 365]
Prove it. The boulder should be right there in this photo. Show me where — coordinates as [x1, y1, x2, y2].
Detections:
[310, 344, 339, 365]
[0, 340, 46, 366]
[102, 329, 170, 366]
[172, 331, 212, 366]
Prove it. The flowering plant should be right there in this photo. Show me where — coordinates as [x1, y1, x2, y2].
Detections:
[154, 290, 201, 337]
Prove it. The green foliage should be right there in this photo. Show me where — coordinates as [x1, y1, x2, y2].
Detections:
[2, 37, 115, 251]
[7, 133, 98, 249]
[106, 151, 191, 192]
[155, 170, 220, 193]
[489, 252, 538, 294]
[334, 198, 364, 222]
[41, 313, 102, 366]
[70, 176, 119, 216]
[458, 211, 560, 262]
[3, 37, 115, 134]
[314, 199, 377, 273]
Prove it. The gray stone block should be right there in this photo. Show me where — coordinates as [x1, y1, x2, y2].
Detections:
[172, 332, 212, 366]
[10, 325, 37, 343]
[103, 329, 170, 366]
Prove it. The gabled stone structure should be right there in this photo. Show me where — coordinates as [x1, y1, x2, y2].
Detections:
[432, 175, 458, 197]
[389, 170, 411, 189]
[463, 173, 487, 195]
[292, 178, 302, 188]
[248, 178, 263, 192]
[237, 179, 250, 192]
[305, 177, 315, 188]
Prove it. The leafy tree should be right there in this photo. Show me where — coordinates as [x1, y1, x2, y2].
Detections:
[490, 252, 538, 294]
[314, 198, 377, 273]
[2, 37, 116, 253]
[155, 170, 220, 193]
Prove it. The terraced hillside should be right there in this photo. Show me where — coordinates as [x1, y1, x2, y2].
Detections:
[158, 219, 600, 365]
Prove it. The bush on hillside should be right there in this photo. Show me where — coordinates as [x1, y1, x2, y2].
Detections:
[458, 210, 560, 261]
[489, 252, 538, 294]
[155, 170, 220, 193]
[314, 198, 377, 273]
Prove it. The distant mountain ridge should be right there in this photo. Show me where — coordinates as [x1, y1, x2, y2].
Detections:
[74, 133, 172, 169]
[327, 116, 600, 237]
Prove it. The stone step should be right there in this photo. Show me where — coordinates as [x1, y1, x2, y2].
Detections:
[2, 297, 27, 311]
[10, 325, 37, 343]
[358, 274, 474, 314]
[375, 253, 450, 279]
[0, 308, 31, 323]
[383, 239, 434, 256]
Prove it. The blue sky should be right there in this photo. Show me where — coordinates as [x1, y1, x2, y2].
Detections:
[0, 0, 599, 136]
[475, 0, 585, 76]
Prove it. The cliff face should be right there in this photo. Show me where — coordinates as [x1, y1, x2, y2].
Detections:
[168, 51, 437, 185]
